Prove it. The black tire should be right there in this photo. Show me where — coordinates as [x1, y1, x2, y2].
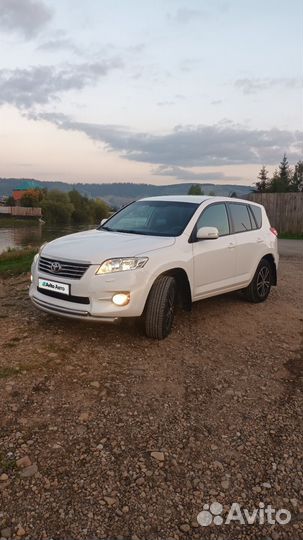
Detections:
[243, 258, 272, 303]
[144, 275, 176, 339]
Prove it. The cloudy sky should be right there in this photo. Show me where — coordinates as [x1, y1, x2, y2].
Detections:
[0, 0, 301, 185]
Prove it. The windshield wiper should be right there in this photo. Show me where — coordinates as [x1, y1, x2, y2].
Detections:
[112, 229, 148, 235]
[99, 227, 169, 236]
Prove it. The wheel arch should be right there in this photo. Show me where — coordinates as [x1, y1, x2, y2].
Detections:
[144, 267, 192, 312]
[262, 254, 277, 286]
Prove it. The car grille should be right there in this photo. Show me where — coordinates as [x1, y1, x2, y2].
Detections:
[38, 256, 90, 280]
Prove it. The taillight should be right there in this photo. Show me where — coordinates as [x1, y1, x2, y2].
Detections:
[270, 227, 278, 237]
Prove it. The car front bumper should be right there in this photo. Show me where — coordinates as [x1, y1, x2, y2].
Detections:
[29, 257, 150, 321]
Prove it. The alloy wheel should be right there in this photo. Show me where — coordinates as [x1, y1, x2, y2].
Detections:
[257, 266, 271, 298]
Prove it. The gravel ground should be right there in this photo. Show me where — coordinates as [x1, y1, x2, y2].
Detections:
[278, 239, 303, 258]
[0, 254, 302, 540]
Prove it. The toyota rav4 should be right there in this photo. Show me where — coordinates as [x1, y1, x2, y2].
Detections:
[29, 196, 279, 339]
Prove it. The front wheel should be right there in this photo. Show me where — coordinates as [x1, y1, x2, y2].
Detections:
[243, 259, 272, 303]
[144, 275, 176, 339]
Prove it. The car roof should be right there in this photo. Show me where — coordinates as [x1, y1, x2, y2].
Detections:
[140, 195, 210, 204]
[139, 195, 259, 205]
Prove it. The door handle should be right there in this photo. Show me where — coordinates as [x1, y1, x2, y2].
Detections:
[257, 238, 263, 243]
[228, 242, 235, 249]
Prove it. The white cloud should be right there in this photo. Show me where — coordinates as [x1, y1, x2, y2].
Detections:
[0, 0, 52, 38]
[235, 78, 302, 94]
[0, 60, 123, 107]
[152, 165, 240, 182]
[37, 38, 79, 54]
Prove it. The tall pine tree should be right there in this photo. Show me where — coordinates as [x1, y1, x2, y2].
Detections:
[256, 166, 269, 192]
[267, 154, 291, 192]
[278, 154, 291, 192]
[289, 161, 303, 192]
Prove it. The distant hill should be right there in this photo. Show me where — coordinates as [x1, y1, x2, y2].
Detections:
[0, 178, 254, 208]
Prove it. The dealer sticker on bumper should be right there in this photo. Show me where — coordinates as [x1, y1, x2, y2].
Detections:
[38, 278, 70, 295]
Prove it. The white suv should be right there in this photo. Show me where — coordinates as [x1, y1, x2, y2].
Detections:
[29, 196, 279, 339]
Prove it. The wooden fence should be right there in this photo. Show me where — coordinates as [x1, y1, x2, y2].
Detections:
[246, 193, 303, 234]
[0, 206, 42, 217]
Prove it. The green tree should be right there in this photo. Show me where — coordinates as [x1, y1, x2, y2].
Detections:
[266, 155, 292, 193]
[289, 160, 303, 192]
[188, 184, 204, 195]
[256, 166, 269, 192]
[267, 169, 281, 193]
[68, 190, 110, 224]
[41, 190, 74, 224]
[69, 189, 91, 223]
[278, 154, 291, 191]
[92, 198, 111, 222]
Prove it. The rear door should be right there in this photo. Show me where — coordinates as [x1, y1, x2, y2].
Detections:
[192, 202, 237, 298]
[227, 202, 263, 285]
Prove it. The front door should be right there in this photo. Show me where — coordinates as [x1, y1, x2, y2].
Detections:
[192, 203, 236, 298]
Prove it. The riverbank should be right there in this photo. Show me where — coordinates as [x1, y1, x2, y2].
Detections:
[0, 222, 96, 255]
[0, 248, 37, 276]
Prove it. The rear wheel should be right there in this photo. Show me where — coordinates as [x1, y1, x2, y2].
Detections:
[144, 275, 176, 339]
[243, 258, 272, 303]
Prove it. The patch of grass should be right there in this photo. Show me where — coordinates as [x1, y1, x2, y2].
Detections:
[0, 217, 38, 228]
[0, 366, 20, 379]
[279, 232, 303, 240]
[0, 247, 37, 276]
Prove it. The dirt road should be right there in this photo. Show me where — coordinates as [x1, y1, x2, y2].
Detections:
[0, 253, 302, 540]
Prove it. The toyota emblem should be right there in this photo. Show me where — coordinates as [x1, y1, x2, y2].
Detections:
[50, 261, 61, 273]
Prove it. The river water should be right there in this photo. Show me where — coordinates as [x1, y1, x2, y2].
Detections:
[0, 223, 96, 254]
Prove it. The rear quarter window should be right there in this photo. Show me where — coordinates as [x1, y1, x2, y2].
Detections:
[249, 205, 262, 228]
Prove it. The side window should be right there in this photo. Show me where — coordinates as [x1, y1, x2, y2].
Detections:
[249, 205, 262, 228]
[196, 204, 230, 236]
[229, 203, 252, 233]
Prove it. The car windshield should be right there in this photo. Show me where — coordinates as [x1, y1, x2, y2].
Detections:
[98, 200, 199, 237]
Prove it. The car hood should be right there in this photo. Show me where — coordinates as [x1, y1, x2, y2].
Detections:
[41, 229, 175, 263]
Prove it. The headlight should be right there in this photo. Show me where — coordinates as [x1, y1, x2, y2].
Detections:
[96, 257, 148, 275]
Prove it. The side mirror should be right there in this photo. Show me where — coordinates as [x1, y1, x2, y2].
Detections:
[196, 226, 219, 240]
[100, 218, 108, 226]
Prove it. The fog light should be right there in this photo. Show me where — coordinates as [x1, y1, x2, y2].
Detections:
[112, 293, 130, 306]
[30, 274, 33, 282]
